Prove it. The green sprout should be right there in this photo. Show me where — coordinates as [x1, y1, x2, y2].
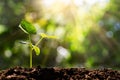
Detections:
[19, 20, 57, 68]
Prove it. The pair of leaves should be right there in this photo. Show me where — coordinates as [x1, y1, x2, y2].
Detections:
[31, 33, 57, 56]
[19, 20, 36, 34]
[32, 33, 56, 55]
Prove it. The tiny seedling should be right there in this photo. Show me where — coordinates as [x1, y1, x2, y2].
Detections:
[19, 20, 56, 68]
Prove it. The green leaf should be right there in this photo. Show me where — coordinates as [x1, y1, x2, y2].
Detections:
[19, 20, 36, 34]
[32, 45, 40, 55]
[48, 36, 57, 39]
[40, 33, 57, 39]
[40, 33, 48, 38]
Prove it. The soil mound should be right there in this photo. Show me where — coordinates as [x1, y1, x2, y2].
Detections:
[0, 66, 120, 80]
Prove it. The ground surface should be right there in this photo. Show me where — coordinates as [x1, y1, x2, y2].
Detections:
[0, 66, 120, 80]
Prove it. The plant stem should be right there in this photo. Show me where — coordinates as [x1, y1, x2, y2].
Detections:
[29, 35, 32, 68]
[35, 37, 43, 46]
[30, 46, 32, 68]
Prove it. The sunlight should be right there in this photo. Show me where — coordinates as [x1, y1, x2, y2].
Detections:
[40, 0, 109, 22]
[42, 0, 109, 8]
[31, 0, 110, 53]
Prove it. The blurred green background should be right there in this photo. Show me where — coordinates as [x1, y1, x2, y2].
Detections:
[0, 0, 120, 70]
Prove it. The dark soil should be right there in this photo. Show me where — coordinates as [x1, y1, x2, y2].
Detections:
[0, 66, 120, 80]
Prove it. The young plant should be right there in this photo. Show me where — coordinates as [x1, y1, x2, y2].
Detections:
[19, 20, 56, 68]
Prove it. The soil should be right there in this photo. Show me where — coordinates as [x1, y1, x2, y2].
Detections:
[0, 66, 120, 80]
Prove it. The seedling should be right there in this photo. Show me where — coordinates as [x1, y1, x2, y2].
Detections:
[19, 20, 56, 68]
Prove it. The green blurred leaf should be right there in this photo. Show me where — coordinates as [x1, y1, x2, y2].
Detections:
[19, 20, 36, 34]
[0, 24, 7, 34]
[32, 45, 40, 55]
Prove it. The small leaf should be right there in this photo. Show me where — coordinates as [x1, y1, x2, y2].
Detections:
[32, 45, 40, 55]
[19, 20, 36, 34]
[40, 33, 48, 38]
[40, 33, 57, 39]
[48, 36, 57, 39]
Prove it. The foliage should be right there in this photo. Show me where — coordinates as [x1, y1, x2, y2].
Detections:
[19, 20, 56, 67]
